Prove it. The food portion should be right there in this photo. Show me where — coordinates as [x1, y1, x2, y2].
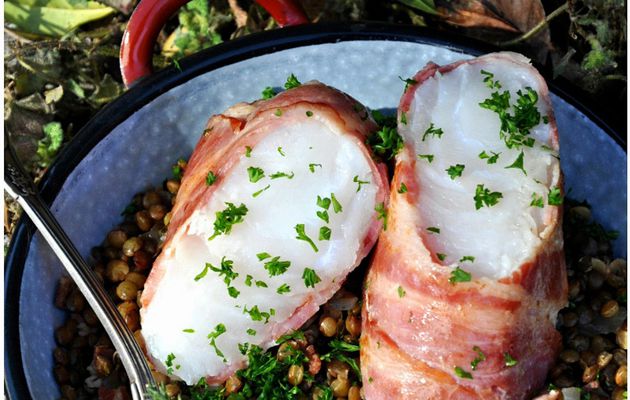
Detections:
[140, 82, 388, 385]
[49, 71, 627, 400]
[361, 52, 568, 399]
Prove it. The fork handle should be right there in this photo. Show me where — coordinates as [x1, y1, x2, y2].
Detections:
[4, 137, 155, 399]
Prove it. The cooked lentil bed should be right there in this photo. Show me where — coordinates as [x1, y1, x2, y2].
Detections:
[52, 164, 627, 400]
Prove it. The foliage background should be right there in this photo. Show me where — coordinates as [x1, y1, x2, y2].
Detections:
[4, 0, 627, 247]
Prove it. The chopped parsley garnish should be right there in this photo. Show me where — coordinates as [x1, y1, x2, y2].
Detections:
[295, 224, 318, 252]
[481, 70, 502, 89]
[255, 280, 268, 288]
[244, 275, 253, 287]
[165, 353, 180, 375]
[276, 284, 291, 294]
[183, 328, 195, 333]
[330, 193, 343, 213]
[542, 115, 549, 124]
[277, 146, 285, 156]
[399, 76, 418, 92]
[548, 187, 563, 205]
[504, 352, 518, 367]
[252, 184, 270, 198]
[194, 264, 210, 281]
[427, 226, 440, 234]
[209, 203, 248, 240]
[320, 340, 361, 380]
[317, 195, 331, 210]
[306, 111, 313, 117]
[284, 74, 301, 89]
[262, 255, 291, 277]
[228, 286, 240, 298]
[206, 170, 217, 186]
[257, 252, 271, 261]
[455, 366, 473, 379]
[261, 86, 276, 99]
[397, 286, 406, 298]
[316, 210, 329, 223]
[530, 193, 544, 208]
[459, 255, 475, 263]
[302, 268, 321, 288]
[247, 166, 265, 183]
[375, 202, 387, 230]
[270, 171, 294, 179]
[245, 146, 252, 157]
[319, 226, 331, 241]
[418, 154, 434, 163]
[474, 184, 503, 210]
[308, 163, 321, 172]
[366, 125, 404, 160]
[246, 328, 256, 336]
[449, 267, 472, 284]
[479, 150, 500, 164]
[276, 330, 306, 344]
[172, 158, 185, 180]
[243, 305, 272, 323]
[353, 175, 370, 192]
[478, 71, 541, 150]
[274, 109, 283, 117]
[398, 182, 408, 193]
[437, 253, 447, 261]
[422, 123, 444, 141]
[471, 346, 486, 370]
[446, 164, 465, 180]
[400, 112, 407, 125]
[505, 151, 526, 175]
[208, 257, 239, 286]
[208, 323, 227, 362]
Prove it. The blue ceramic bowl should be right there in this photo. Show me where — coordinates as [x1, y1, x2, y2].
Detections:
[5, 23, 626, 399]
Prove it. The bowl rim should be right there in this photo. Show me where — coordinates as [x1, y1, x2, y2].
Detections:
[4, 21, 626, 399]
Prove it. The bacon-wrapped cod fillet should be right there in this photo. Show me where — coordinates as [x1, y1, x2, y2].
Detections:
[141, 82, 389, 385]
[361, 52, 567, 399]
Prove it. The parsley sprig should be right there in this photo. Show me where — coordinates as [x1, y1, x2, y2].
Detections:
[366, 125, 404, 160]
[449, 267, 472, 284]
[207, 324, 227, 362]
[422, 123, 444, 141]
[471, 346, 486, 370]
[209, 203, 248, 240]
[478, 70, 542, 150]
[320, 340, 361, 380]
[474, 184, 503, 210]
[259, 253, 291, 277]
[295, 224, 318, 252]
[302, 268, 321, 288]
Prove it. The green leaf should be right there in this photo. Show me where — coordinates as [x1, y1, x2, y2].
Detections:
[5, 0, 116, 38]
[67, 78, 85, 99]
[397, 0, 439, 15]
[36, 121, 64, 167]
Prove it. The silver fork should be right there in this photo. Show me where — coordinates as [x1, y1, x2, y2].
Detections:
[4, 134, 155, 399]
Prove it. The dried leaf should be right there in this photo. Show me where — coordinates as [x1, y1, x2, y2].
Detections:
[434, 0, 551, 60]
[44, 85, 64, 104]
[88, 74, 122, 105]
[5, 0, 116, 38]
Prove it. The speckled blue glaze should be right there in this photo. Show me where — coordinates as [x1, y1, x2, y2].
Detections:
[18, 41, 626, 399]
